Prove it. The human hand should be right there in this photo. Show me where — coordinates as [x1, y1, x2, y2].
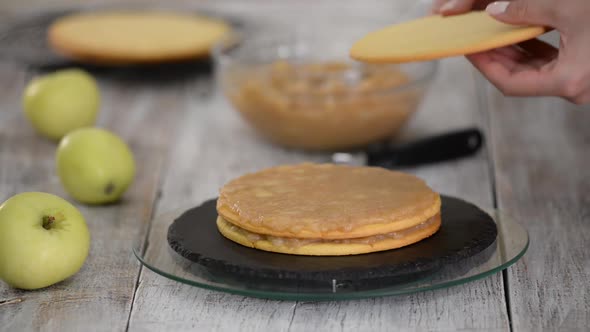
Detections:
[431, 0, 590, 104]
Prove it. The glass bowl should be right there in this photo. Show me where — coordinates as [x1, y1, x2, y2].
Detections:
[213, 28, 438, 151]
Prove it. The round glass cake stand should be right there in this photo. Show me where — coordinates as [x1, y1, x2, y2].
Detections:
[133, 207, 528, 301]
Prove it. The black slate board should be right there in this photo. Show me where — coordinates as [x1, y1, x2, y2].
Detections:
[167, 195, 498, 282]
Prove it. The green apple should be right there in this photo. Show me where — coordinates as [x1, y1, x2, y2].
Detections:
[22, 68, 100, 140]
[0, 192, 90, 290]
[56, 127, 136, 204]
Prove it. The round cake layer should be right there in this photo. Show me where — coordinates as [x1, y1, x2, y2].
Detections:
[216, 214, 441, 256]
[217, 163, 440, 239]
[350, 11, 545, 63]
[48, 11, 231, 64]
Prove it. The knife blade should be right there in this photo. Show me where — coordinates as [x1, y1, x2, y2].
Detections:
[331, 127, 484, 168]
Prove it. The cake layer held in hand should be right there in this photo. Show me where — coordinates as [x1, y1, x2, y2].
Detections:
[350, 11, 545, 63]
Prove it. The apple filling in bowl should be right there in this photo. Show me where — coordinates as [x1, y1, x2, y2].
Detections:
[221, 60, 426, 151]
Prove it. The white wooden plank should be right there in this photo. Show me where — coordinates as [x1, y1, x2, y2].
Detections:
[0, 64, 186, 331]
[0, 1, 518, 330]
[128, 57, 510, 331]
[286, 58, 509, 332]
[485, 85, 590, 331]
[127, 79, 318, 332]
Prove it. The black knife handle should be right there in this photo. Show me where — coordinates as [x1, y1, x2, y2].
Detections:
[368, 128, 485, 168]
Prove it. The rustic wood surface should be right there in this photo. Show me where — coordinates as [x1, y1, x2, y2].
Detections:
[0, 1, 588, 331]
[0, 64, 189, 331]
[484, 90, 590, 331]
[125, 57, 509, 332]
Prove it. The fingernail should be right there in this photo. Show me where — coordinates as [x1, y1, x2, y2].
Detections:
[440, 0, 460, 13]
[486, 1, 510, 15]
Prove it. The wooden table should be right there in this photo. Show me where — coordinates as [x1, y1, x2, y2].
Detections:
[1, 1, 589, 331]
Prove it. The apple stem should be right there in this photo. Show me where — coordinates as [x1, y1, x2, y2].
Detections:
[42, 212, 65, 230]
[42, 216, 55, 230]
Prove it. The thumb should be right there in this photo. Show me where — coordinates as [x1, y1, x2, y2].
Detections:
[486, 1, 555, 27]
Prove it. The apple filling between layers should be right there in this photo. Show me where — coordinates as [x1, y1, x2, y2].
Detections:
[218, 213, 440, 248]
[217, 164, 441, 239]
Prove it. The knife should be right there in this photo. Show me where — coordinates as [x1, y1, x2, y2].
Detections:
[331, 127, 484, 168]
